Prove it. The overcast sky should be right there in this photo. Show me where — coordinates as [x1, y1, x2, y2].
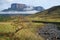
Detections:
[0, 0, 60, 11]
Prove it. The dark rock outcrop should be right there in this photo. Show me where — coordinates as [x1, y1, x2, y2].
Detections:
[34, 6, 44, 11]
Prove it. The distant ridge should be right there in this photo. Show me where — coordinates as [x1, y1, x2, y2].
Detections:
[48, 5, 60, 14]
[27, 5, 60, 22]
[2, 3, 44, 12]
[35, 5, 60, 15]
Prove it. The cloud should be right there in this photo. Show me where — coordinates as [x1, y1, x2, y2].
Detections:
[0, 0, 13, 11]
[0, 0, 14, 4]
[5, 0, 14, 2]
[0, 0, 8, 4]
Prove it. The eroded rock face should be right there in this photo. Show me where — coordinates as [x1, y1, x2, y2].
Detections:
[11, 3, 27, 11]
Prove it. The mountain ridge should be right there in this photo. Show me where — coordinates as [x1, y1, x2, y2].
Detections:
[2, 3, 44, 12]
[27, 5, 60, 22]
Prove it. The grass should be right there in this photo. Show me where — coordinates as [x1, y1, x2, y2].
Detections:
[0, 17, 59, 40]
[0, 22, 44, 40]
[0, 23, 16, 33]
[14, 29, 44, 40]
[27, 16, 60, 22]
[13, 21, 45, 40]
[0, 36, 10, 40]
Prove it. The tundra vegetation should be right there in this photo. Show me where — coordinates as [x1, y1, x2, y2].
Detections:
[0, 6, 60, 40]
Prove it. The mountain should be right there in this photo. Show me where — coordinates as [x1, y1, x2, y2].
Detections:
[27, 5, 60, 22]
[2, 3, 27, 11]
[33, 6, 44, 11]
[2, 3, 44, 12]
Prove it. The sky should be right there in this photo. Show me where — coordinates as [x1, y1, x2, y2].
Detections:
[0, 0, 60, 11]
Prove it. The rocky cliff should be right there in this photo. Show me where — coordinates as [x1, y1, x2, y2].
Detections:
[2, 3, 44, 12]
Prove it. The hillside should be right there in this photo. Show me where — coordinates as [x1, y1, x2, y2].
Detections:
[0, 6, 60, 40]
[27, 5, 60, 22]
[0, 15, 45, 40]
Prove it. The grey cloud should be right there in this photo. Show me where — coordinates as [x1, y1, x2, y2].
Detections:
[0, 0, 10, 4]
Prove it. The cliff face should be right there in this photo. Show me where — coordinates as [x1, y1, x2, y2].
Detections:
[2, 3, 27, 11]
[2, 3, 44, 12]
[11, 3, 27, 11]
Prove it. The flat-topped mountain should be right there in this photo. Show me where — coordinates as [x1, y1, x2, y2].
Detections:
[2, 3, 44, 12]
